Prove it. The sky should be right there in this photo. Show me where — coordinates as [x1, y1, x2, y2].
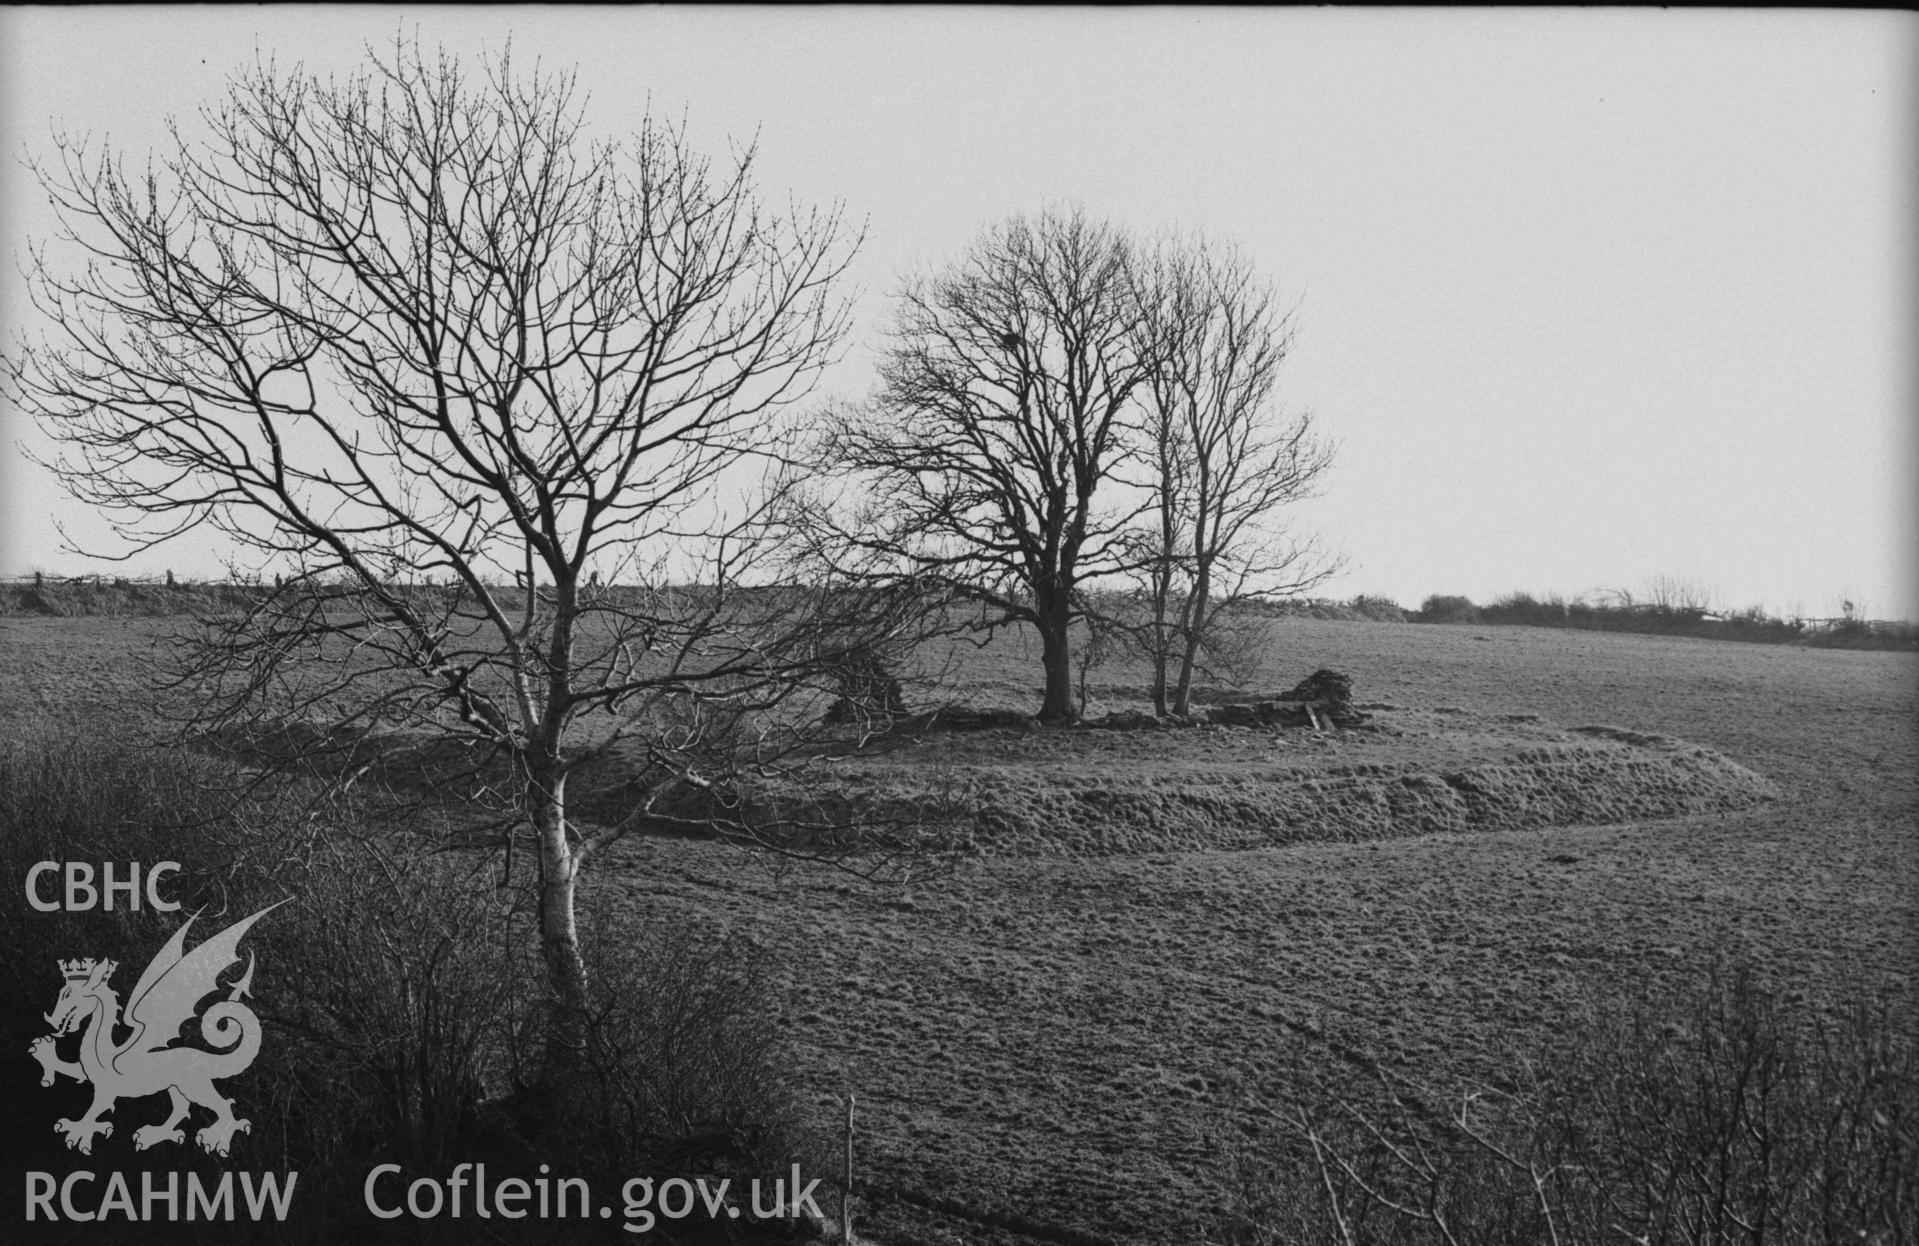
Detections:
[2, 7, 1913, 620]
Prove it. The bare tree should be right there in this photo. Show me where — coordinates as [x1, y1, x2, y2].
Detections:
[2, 41, 894, 1082]
[1643, 575, 1721, 618]
[822, 207, 1158, 724]
[1133, 238, 1336, 716]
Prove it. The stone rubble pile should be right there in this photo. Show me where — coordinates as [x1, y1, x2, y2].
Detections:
[1080, 669, 1371, 731]
[1205, 668, 1370, 730]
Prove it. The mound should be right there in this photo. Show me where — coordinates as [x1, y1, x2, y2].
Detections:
[739, 708, 1779, 857]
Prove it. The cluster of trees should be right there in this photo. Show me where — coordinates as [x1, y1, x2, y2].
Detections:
[825, 215, 1334, 721]
[2, 43, 1330, 1086]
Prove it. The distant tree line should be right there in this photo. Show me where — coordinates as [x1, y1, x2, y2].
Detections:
[1409, 590, 1917, 650]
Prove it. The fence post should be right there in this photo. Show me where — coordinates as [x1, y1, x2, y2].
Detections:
[842, 1092, 855, 1244]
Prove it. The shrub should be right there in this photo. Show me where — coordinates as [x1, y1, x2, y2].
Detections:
[0, 729, 246, 995]
[1415, 594, 1481, 624]
[570, 923, 817, 1182]
[1218, 961, 1919, 1245]
[1481, 591, 1558, 626]
[259, 834, 529, 1180]
[1348, 595, 1409, 623]
[2, 729, 818, 1243]
[1806, 616, 1919, 652]
[0, 732, 275, 1243]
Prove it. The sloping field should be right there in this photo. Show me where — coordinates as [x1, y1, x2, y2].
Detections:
[1, 616, 1913, 1244]
[585, 621, 1918, 1244]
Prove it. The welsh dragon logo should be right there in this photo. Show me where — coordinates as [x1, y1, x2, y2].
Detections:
[28, 901, 285, 1157]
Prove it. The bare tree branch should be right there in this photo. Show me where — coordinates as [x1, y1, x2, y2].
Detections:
[817, 206, 1160, 723]
[2, 37, 906, 1084]
[1131, 234, 1338, 715]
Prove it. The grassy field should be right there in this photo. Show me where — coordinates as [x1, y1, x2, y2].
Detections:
[1, 614, 1913, 1243]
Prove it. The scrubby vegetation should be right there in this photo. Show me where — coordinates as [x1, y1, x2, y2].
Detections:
[1236, 593, 1413, 623]
[1, 732, 822, 1243]
[1413, 594, 1481, 625]
[0, 575, 265, 618]
[1222, 961, 1918, 1245]
[1415, 590, 1919, 651]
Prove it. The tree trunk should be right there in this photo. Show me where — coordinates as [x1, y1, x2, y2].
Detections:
[530, 762, 589, 1085]
[1171, 632, 1201, 718]
[1147, 560, 1173, 717]
[1035, 588, 1077, 725]
[1171, 566, 1210, 718]
[1149, 456, 1175, 716]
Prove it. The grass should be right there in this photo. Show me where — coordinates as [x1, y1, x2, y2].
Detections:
[746, 711, 1779, 857]
[1, 613, 1913, 1243]
[610, 619, 1917, 1243]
